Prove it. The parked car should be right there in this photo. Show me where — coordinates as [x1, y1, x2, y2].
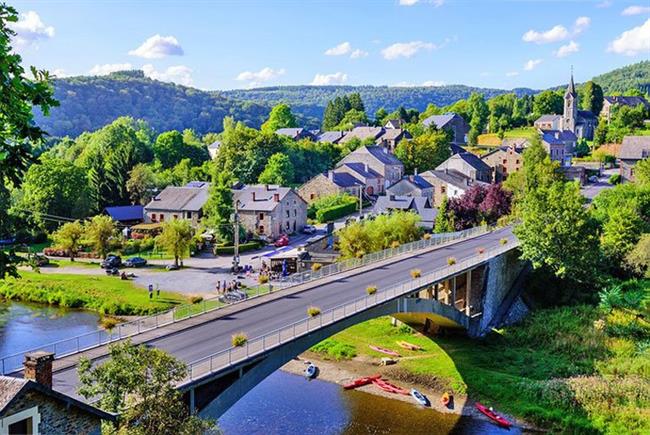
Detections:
[274, 235, 289, 247]
[302, 225, 316, 235]
[100, 255, 122, 269]
[124, 257, 147, 268]
[588, 175, 599, 183]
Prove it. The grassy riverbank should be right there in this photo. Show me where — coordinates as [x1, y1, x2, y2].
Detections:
[0, 271, 187, 315]
[315, 280, 649, 433]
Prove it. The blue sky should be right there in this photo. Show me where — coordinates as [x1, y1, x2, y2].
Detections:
[9, 0, 650, 91]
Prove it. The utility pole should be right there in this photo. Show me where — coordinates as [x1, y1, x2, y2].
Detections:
[232, 201, 240, 273]
[358, 185, 363, 216]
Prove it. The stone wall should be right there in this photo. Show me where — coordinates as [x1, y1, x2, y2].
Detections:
[298, 174, 348, 204]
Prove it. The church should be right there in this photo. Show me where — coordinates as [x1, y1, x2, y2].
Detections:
[534, 72, 597, 141]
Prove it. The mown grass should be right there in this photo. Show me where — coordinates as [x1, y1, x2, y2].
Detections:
[0, 271, 186, 315]
[324, 280, 650, 433]
[477, 127, 538, 146]
[311, 339, 357, 360]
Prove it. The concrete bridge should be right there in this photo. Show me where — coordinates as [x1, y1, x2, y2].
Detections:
[6, 226, 527, 418]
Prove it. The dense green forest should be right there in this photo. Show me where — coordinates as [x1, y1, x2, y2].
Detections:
[591, 61, 650, 94]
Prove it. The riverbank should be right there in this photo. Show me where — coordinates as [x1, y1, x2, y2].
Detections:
[298, 280, 649, 434]
[0, 270, 187, 315]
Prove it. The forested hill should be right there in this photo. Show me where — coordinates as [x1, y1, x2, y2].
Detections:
[221, 85, 537, 120]
[33, 70, 270, 138]
[591, 61, 650, 94]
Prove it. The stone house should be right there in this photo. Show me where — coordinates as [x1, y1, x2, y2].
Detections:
[0, 352, 114, 435]
[481, 146, 523, 182]
[421, 113, 469, 145]
[601, 96, 650, 122]
[376, 129, 411, 152]
[298, 172, 363, 204]
[337, 146, 405, 186]
[275, 128, 316, 141]
[386, 175, 434, 201]
[144, 181, 210, 227]
[435, 152, 493, 183]
[335, 163, 384, 196]
[541, 130, 577, 167]
[533, 114, 562, 131]
[316, 131, 345, 144]
[420, 169, 486, 207]
[384, 119, 405, 129]
[374, 195, 437, 230]
[233, 185, 308, 239]
[618, 136, 650, 182]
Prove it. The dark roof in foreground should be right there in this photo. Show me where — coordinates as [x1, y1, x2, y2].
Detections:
[363, 146, 404, 166]
[619, 136, 650, 160]
[104, 205, 144, 222]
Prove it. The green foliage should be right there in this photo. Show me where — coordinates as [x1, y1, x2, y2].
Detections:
[231, 332, 248, 347]
[598, 281, 648, 313]
[574, 138, 590, 158]
[51, 221, 85, 261]
[334, 108, 368, 130]
[337, 211, 422, 259]
[261, 103, 297, 132]
[467, 93, 489, 145]
[315, 200, 358, 223]
[156, 219, 194, 267]
[533, 90, 564, 119]
[394, 128, 451, 173]
[579, 81, 604, 115]
[126, 163, 156, 205]
[203, 169, 234, 242]
[322, 93, 365, 130]
[625, 234, 650, 278]
[434, 195, 454, 233]
[258, 152, 295, 185]
[636, 158, 650, 186]
[591, 183, 650, 226]
[84, 215, 117, 259]
[601, 207, 645, 266]
[591, 60, 650, 94]
[214, 241, 261, 255]
[308, 193, 358, 220]
[311, 339, 357, 360]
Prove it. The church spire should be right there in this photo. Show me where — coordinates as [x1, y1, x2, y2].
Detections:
[567, 66, 576, 96]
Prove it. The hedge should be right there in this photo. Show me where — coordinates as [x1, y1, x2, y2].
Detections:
[214, 241, 262, 255]
[316, 201, 358, 223]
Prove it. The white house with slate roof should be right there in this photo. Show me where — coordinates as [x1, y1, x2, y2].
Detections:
[144, 181, 210, 227]
[337, 145, 405, 186]
[435, 152, 493, 183]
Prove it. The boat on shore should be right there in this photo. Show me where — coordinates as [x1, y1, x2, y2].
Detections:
[369, 344, 400, 357]
[410, 389, 430, 407]
[304, 363, 318, 379]
[475, 402, 512, 428]
[372, 378, 410, 395]
[397, 341, 423, 351]
[343, 374, 381, 390]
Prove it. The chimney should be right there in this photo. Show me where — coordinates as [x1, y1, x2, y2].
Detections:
[414, 168, 418, 176]
[364, 163, 369, 173]
[273, 193, 280, 202]
[328, 171, 334, 181]
[444, 168, 449, 174]
[265, 184, 270, 191]
[24, 351, 55, 388]
[383, 147, 388, 154]
[252, 191, 256, 201]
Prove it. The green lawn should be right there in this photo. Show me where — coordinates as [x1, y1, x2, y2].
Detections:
[478, 127, 538, 146]
[0, 271, 187, 315]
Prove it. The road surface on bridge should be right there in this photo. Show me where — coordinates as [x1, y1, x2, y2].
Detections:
[50, 226, 516, 400]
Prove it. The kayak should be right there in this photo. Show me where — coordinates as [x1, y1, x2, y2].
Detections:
[372, 378, 410, 395]
[475, 402, 512, 428]
[410, 389, 430, 407]
[304, 363, 317, 379]
[369, 345, 401, 357]
[343, 374, 381, 390]
[441, 392, 452, 407]
[397, 341, 423, 351]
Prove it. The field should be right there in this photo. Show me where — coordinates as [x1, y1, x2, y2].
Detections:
[477, 127, 539, 146]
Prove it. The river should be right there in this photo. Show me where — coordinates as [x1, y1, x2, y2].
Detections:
[0, 301, 518, 434]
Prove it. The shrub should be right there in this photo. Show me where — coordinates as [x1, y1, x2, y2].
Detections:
[100, 316, 120, 330]
[258, 274, 269, 284]
[366, 285, 378, 295]
[214, 241, 261, 255]
[390, 241, 400, 249]
[316, 201, 358, 223]
[410, 269, 421, 279]
[500, 238, 508, 245]
[423, 233, 432, 240]
[231, 332, 248, 347]
[307, 306, 321, 317]
[189, 295, 203, 304]
[447, 257, 457, 265]
[609, 173, 621, 185]
[311, 263, 322, 271]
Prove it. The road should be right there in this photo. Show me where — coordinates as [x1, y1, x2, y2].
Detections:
[581, 168, 616, 202]
[50, 226, 515, 400]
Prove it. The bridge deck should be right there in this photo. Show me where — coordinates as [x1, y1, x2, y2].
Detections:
[40, 227, 514, 401]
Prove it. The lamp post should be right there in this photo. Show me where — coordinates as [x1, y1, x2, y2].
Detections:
[232, 200, 241, 273]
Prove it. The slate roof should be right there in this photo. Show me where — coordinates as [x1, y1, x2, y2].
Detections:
[380, 128, 411, 141]
[104, 205, 144, 222]
[578, 110, 596, 120]
[619, 136, 650, 160]
[501, 137, 531, 149]
[276, 128, 306, 139]
[374, 195, 437, 225]
[387, 176, 433, 194]
[450, 143, 466, 155]
[363, 146, 404, 166]
[145, 184, 210, 212]
[0, 377, 26, 413]
[317, 131, 345, 143]
[604, 96, 650, 108]
[330, 172, 364, 188]
[340, 126, 385, 143]
[481, 146, 523, 159]
[233, 185, 305, 212]
[422, 169, 477, 190]
[341, 163, 382, 179]
[385, 119, 404, 129]
[454, 152, 493, 173]
[535, 114, 562, 123]
[540, 129, 577, 144]
[422, 113, 457, 129]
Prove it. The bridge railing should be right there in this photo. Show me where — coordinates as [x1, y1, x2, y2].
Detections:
[0, 225, 488, 375]
[181, 238, 519, 385]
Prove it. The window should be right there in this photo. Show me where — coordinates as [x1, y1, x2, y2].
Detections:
[259, 213, 264, 220]
[159, 214, 164, 222]
[441, 186, 446, 194]
[186, 212, 192, 219]
[258, 225, 265, 234]
[310, 193, 315, 200]
[173, 214, 178, 220]
[3, 406, 40, 435]
[516, 160, 520, 164]
[293, 209, 297, 217]
[151, 213, 157, 222]
[503, 159, 507, 164]
[285, 210, 290, 218]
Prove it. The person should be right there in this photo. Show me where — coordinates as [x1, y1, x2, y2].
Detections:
[216, 280, 221, 293]
[148, 284, 153, 300]
[156, 284, 160, 297]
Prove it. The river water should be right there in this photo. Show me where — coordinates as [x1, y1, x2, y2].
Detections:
[0, 301, 519, 434]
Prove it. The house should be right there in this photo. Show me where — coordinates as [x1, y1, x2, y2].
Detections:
[339, 126, 385, 144]
[534, 71, 597, 140]
[386, 175, 434, 200]
[420, 169, 487, 207]
[374, 195, 437, 229]
[144, 181, 210, 226]
[384, 119, 405, 129]
[275, 128, 315, 141]
[501, 137, 531, 150]
[377, 128, 412, 152]
[316, 131, 346, 144]
[298, 171, 363, 203]
[541, 130, 577, 167]
[1, 352, 114, 435]
[601, 96, 650, 122]
[481, 146, 524, 182]
[618, 136, 650, 182]
[233, 184, 307, 239]
[337, 145, 405, 186]
[435, 152, 493, 183]
[421, 113, 469, 145]
[335, 163, 384, 196]
[103, 205, 144, 226]
[207, 140, 221, 159]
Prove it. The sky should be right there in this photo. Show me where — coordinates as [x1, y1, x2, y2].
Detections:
[8, 0, 650, 91]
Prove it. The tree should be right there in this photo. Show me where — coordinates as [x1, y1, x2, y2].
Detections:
[51, 221, 85, 261]
[448, 184, 512, 230]
[78, 340, 211, 434]
[514, 181, 601, 283]
[374, 107, 389, 125]
[635, 158, 650, 186]
[434, 195, 454, 233]
[204, 170, 234, 243]
[394, 129, 451, 173]
[153, 130, 185, 169]
[600, 206, 644, 266]
[625, 234, 650, 278]
[348, 93, 365, 112]
[467, 93, 489, 145]
[261, 103, 297, 133]
[334, 109, 368, 130]
[258, 153, 295, 185]
[126, 164, 156, 205]
[84, 215, 116, 259]
[533, 90, 563, 117]
[157, 219, 193, 267]
[0, 4, 58, 279]
[580, 81, 604, 115]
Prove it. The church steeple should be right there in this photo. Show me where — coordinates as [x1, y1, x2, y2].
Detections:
[566, 66, 576, 97]
[563, 67, 578, 133]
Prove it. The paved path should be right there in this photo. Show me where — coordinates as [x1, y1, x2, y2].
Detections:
[48, 226, 515, 400]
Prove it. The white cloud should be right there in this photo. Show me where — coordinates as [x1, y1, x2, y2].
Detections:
[89, 63, 134, 76]
[607, 18, 650, 56]
[128, 34, 184, 59]
[381, 41, 435, 60]
[393, 80, 445, 87]
[350, 49, 369, 59]
[51, 68, 69, 77]
[573, 16, 591, 35]
[142, 64, 193, 86]
[325, 42, 352, 56]
[421, 80, 446, 87]
[236, 67, 286, 87]
[523, 59, 543, 71]
[311, 72, 348, 86]
[555, 40, 580, 57]
[506, 71, 519, 77]
[8, 11, 54, 47]
[399, 0, 445, 6]
[596, 1, 612, 8]
[522, 25, 570, 44]
[399, 0, 419, 5]
[622, 6, 650, 16]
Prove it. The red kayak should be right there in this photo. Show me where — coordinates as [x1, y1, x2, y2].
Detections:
[372, 378, 410, 395]
[369, 345, 400, 357]
[475, 402, 512, 428]
[343, 374, 381, 390]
